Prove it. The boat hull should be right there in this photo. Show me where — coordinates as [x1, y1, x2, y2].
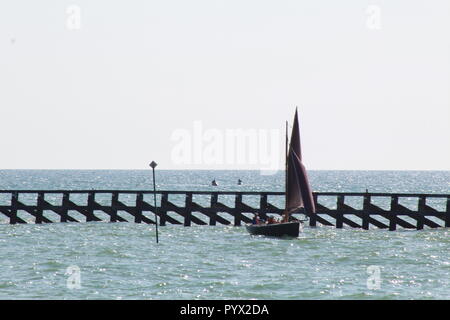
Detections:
[245, 222, 300, 238]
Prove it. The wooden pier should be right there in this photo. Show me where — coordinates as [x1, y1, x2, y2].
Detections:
[0, 190, 448, 230]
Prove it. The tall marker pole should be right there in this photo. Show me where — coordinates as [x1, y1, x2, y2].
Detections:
[149, 161, 159, 243]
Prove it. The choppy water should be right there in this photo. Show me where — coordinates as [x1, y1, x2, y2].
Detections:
[0, 170, 449, 299]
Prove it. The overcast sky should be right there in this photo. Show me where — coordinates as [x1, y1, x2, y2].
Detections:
[1, 1, 449, 170]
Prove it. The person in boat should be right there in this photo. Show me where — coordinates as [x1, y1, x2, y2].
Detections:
[258, 215, 266, 224]
[211, 179, 217, 186]
[252, 213, 260, 225]
[267, 216, 276, 224]
[281, 211, 290, 223]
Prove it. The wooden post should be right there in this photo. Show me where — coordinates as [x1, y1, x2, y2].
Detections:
[234, 193, 242, 226]
[336, 195, 344, 228]
[110, 192, 119, 222]
[159, 193, 168, 226]
[61, 192, 70, 222]
[36, 192, 44, 224]
[86, 192, 96, 222]
[310, 193, 317, 227]
[389, 196, 398, 231]
[210, 193, 218, 226]
[184, 192, 192, 226]
[417, 196, 426, 230]
[362, 194, 371, 230]
[135, 193, 143, 223]
[10, 192, 18, 224]
[259, 194, 267, 214]
[258, 193, 269, 221]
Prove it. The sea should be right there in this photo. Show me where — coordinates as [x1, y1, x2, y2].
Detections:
[0, 170, 448, 300]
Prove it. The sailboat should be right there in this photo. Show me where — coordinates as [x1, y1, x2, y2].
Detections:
[245, 109, 316, 237]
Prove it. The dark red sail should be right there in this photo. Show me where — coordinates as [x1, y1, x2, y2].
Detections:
[285, 109, 316, 214]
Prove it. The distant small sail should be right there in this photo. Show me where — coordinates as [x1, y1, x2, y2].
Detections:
[212, 179, 218, 186]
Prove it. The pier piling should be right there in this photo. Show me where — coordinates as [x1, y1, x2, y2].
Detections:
[0, 190, 448, 230]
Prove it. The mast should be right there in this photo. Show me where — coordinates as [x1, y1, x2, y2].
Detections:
[284, 121, 288, 219]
